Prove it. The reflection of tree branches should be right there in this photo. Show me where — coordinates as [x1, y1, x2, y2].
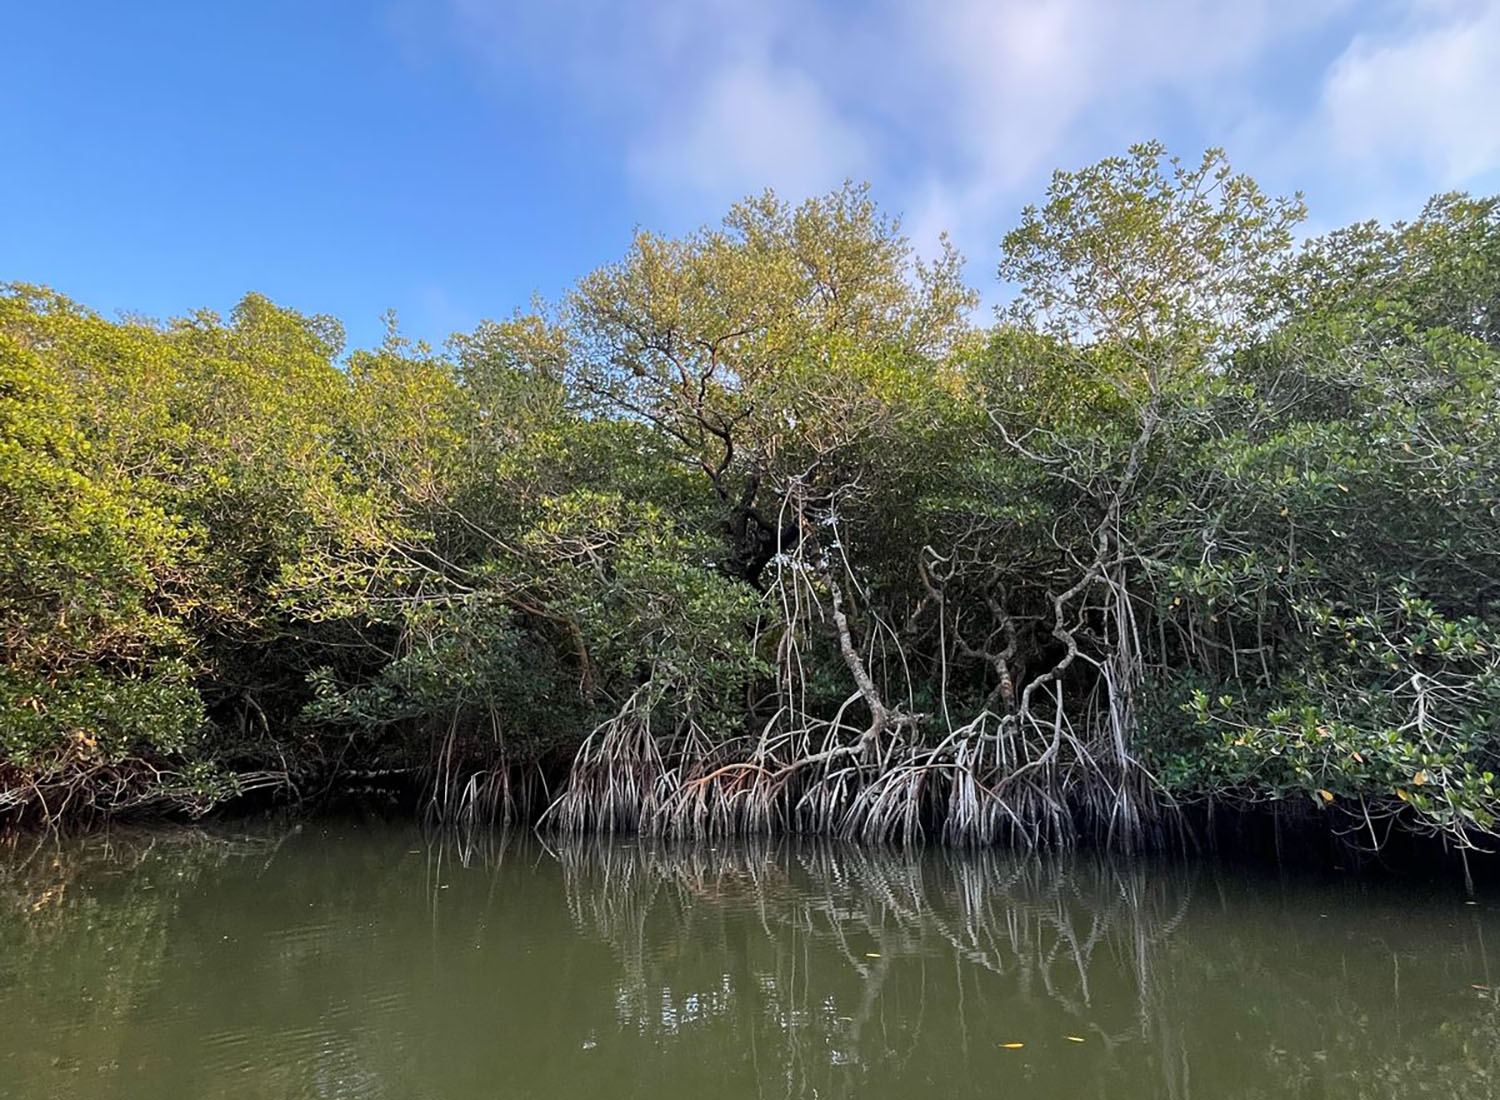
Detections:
[0, 826, 267, 932]
[541, 838, 1198, 1095]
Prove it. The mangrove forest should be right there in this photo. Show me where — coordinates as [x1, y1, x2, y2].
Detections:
[4, 144, 1498, 858]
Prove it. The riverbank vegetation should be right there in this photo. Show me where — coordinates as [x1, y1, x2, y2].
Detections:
[3, 144, 1497, 852]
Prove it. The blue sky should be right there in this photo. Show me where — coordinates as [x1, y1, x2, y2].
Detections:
[5, 0, 1499, 352]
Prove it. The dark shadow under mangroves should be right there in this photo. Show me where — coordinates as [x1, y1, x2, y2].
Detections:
[2, 823, 1497, 1099]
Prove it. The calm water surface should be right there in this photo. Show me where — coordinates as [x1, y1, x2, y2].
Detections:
[1, 822, 1496, 1099]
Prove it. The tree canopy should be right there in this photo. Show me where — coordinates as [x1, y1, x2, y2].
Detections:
[2, 147, 1497, 856]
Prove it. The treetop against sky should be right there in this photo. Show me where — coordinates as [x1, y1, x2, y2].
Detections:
[4, 0, 1498, 350]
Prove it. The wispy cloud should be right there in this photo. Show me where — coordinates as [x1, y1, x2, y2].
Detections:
[625, 61, 871, 206]
[412, 0, 1500, 279]
[1318, 0, 1500, 189]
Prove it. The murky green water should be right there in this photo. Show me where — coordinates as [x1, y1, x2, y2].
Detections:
[1, 823, 1496, 1099]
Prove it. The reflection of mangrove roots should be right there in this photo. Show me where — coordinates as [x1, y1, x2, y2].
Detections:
[545, 837, 1193, 1062]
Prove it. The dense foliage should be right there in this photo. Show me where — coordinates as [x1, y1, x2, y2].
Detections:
[3, 146, 1497, 851]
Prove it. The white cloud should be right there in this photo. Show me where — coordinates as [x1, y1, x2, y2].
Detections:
[876, 0, 1355, 272]
[418, 0, 1494, 280]
[625, 62, 871, 207]
[1319, 1, 1500, 186]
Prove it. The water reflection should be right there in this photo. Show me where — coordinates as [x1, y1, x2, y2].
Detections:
[544, 840, 1199, 1097]
[1, 824, 1495, 1099]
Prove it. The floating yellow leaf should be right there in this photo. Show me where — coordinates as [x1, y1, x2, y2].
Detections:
[1001, 1042, 1025, 1050]
[1413, 770, 1428, 786]
[1066, 1035, 1086, 1043]
[865, 952, 881, 958]
[1351, 752, 1364, 763]
[1396, 789, 1411, 802]
[1317, 789, 1334, 803]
